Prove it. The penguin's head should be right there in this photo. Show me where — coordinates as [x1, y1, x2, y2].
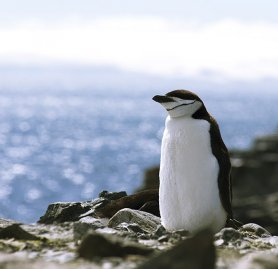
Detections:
[153, 90, 204, 118]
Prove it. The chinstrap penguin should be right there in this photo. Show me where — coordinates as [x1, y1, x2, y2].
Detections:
[153, 89, 235, 234]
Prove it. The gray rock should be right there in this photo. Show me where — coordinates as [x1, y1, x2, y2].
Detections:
[38, 202, 94, 224]
[0, 224, 40, 240]
[0, 253, 101, 269]
[111, 222, 148, 235]
[94, 189, 159, 218]
[38, 191, 127, 224]
[235, 250, 278, 269]
[0, 218, 19, 228]
[73, 217, 109, 240]
[215, 225, 278, 254]
[253, 134, 278, 153]
[79, 216, 108, 228]
[155, 228, 190, 244]
[108, 208, 161, 234]
[240, 223, 271, 237]
[231, 134, 278, 234]
[174, 229, 190, 237]
[153, 225, 167, 238]
[137, 167, 159, 192]
[233, 192, 278, 235]
[1, 206, 278, 269]
[138, 229, 215, 269]
[98, 190, 127, 200]
[215, 228, 242, 243]
[77, 231, 154, 259]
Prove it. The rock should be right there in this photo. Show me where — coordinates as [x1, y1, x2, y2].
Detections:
[39, 190, 161, 224]
[79, 216, 108, 228]
[38, 191, 128, 224]
[174, 229, 191, 237]
[98, 190, 127, 200]
[73, 217, 109, 240]
[0, 218, 19, 228]
[215, 228, 242, 243]
[232, 161, 278, 197]
[0, 253, 99, 269]
[124, 223, 147, 234]
[108, 208, 161, 234]
[137, 230, 215, 269]
[0, 224, 40, 240]
[95, 189, 159, 218]
[77, 231, 154, 259]
[240, 223, 271, 237]
[234, 250, 278, 269]
[153, 225, 167, 238]
[253, 134, 278, 153]
[231, 134, 278, 234]
[137, 167, 159, 191]
[1, 203, 278, 269]
[233, 192, 278, 234]
[155, 229, 190, 245]
[215, 224, 278, 254]
[38, 202, 94, 224]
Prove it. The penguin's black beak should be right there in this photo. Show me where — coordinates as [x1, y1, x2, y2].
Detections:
[152, 95, 174, 103]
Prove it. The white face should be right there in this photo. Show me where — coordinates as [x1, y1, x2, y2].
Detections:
[160, 97, 202, 118]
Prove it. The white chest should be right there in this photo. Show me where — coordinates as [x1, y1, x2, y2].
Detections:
[159, 116, 227, 233]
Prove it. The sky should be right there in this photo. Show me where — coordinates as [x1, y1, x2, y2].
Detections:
[1, 1, 278, 82]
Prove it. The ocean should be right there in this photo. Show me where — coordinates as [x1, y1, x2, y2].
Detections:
[0, 83, 278, 223]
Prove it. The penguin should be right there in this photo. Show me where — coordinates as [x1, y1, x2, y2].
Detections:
[153, 89, 235, 234]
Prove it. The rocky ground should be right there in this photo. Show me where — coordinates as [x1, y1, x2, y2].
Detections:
[0, 192, 278, 269]
[0, 133, 277, 268]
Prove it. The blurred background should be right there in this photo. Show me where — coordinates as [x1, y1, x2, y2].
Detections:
[0, 0, 278, 223]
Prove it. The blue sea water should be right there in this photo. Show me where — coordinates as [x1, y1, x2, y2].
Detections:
[0, 86, 278, 223]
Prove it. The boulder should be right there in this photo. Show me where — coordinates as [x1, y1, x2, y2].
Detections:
[108, 208, 161, 234]
[38, 191, 128, 224]
[38, 202, 94, 224]
[233, 192, 278, 234]
[94, 189, 159, 218]
[77, 231, 154, 259]
[138, 230, 215, 269]
[73, 217, 108, 240]
[98, 190, 127, 200]
[0, 223, 39, 240]
[234, 250, 278, 269]
[137, 167, 159, 192]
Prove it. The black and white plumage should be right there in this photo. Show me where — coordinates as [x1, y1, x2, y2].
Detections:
[153, 89, 233, 233]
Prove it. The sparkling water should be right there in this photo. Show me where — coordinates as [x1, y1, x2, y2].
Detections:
[0, 86, 277, 223]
